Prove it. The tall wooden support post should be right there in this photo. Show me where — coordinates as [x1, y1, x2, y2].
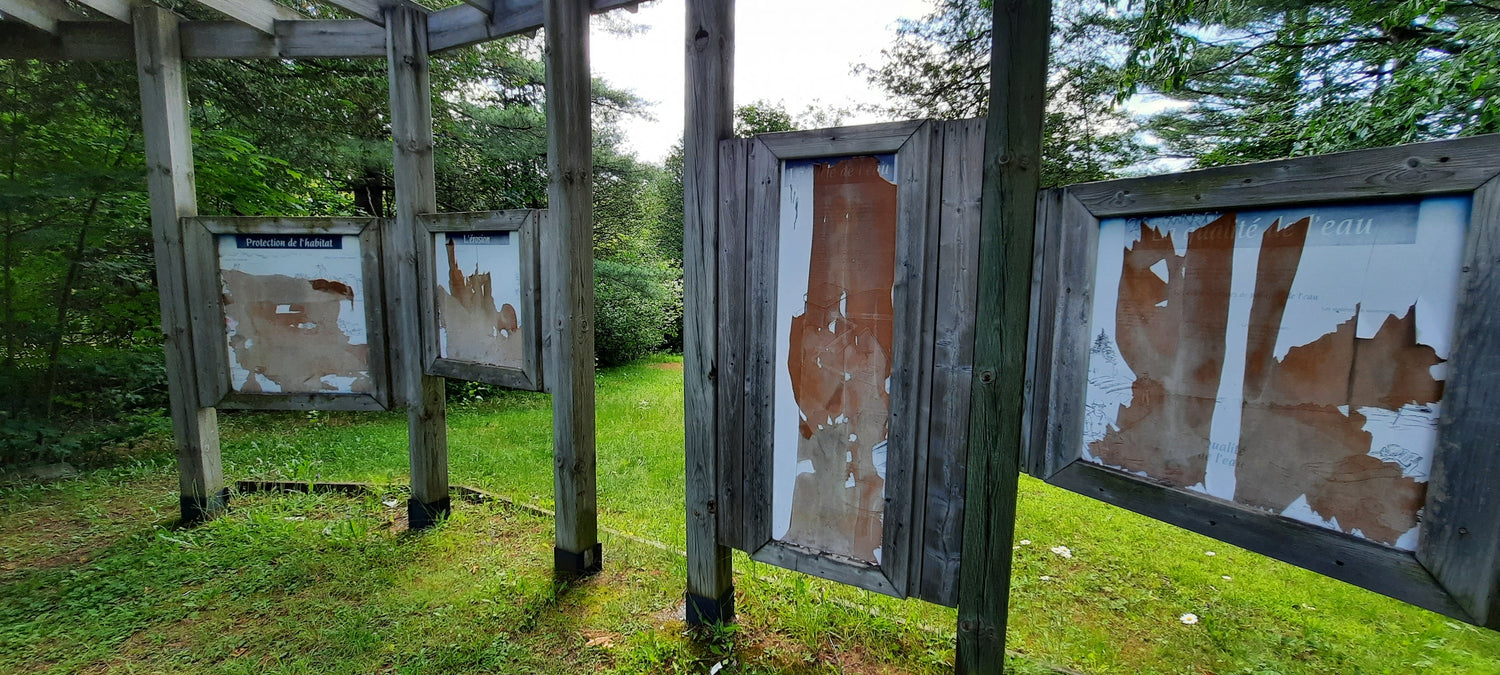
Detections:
[683, 0, 734, 626]
[386, 5, 451, 529]
[133, 5, 226, 524]
[543, 0, 601, 577]
[955, 0, 1050, 672]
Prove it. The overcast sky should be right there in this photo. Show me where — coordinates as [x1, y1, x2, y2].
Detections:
[590, 0, 936, 164]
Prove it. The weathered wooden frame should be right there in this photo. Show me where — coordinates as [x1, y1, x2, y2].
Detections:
[1027, 134, 1500, 628]
[716, 119, 983, 605]
[186, 216, 392, 412]
[416, 210, 544, 391]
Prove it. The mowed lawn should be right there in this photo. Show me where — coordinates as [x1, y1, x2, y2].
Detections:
[2, 355, 1497, 673]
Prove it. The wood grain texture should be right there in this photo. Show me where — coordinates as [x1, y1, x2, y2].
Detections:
[714, 137, 748, 551]
[881, 121, 936, 600]
[903, 122, 946, 602]
[181, 217, 228, 408]
[188, 0, 302, 34]
[542, 0, 598, 559]
[427, 0, 641, 53]
[1020, 189, 1059, 477]
[749, 541, 902, 598]
[320, 0, 384, 24]
[386, 5, 449, 511]
[756, 120, 923, 160]
[740, 137, 778, 552]
[414, 210, 543, 392]
[1039, 192, 1099, 479]
[195, 216, 373, 234]
[955, 0, 1050, 671]
[133, 5, 224, 520]
[919, 118, 984, 607]
[0, 0, 84, 33]
[1051, 461, 1471, 620]
[0, 19, 390, 61]
[1419, 175, 1500, 629]
[683, 0, 734, 618]
[1069, 134, 1500, 218]
[73, 0, 132, 23]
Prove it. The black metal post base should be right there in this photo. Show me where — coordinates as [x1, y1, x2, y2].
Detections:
[554, 542, 603, 580]
[179, 487, 231, 525]
[686, 587, 735, 626]
[407, 496, 451, 530]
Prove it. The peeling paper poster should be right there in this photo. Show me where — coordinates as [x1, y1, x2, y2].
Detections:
[433, 231, 525, 369]
[1083, 196, 1471, 550]
[218, 234, 372, 395]
[772, 154, 898, 563]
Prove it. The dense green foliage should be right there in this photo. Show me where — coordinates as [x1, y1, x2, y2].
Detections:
[0, 32, 679, 465]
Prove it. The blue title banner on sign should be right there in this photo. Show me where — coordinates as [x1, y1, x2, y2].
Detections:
[234, 234, 343, 250]
[449, 231, 511, 246]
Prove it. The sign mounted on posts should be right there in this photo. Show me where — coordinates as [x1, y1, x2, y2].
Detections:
[416, 210, 545, 392]
[1028, 135, 1500, 629]
[185, 216, 392, 411]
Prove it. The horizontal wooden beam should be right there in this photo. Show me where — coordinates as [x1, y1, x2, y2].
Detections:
[189, 0, 304, 34]
[428, 0, 640, 53]
[0, 0, 86, 34]
[0, 19, 389, 60]
[321, 0, 383, 25]
[74, 0, 134, 23]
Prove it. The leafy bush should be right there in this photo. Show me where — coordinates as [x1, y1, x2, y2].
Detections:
[593, 259, 681, 367]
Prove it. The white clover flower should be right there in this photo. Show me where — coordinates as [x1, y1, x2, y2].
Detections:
[1205, 551, 1217, 557]
[1222, 575, 1232, 581]
[1050, 545, 1073, 559]
[1180, 613, 1199, 625]
[1019, 539, 1031, 546]
[1039, 575, 1052, 581]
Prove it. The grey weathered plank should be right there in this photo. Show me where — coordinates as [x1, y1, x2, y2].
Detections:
[905, 121, 947, 600]
[918, 117, 984, 607]
[882, 120, 938, 600]
[358, 223, 393, 409]
[195, 216, 373, 235]
[543, 0, 599, 572]
[0, 19, 390, 61]
[1418, 174, 1500, 629]
[0, 0, 84, 33]
[756, 120, 924, 160]
[187, 0, 303, 34]
[418, 210, 534, 232]
[1040, 192, 1099, 479]
[386, 5, 451, 525]
[321, 0, 384, 25]
[219, 392, 386, 411]
[133, 5, 225, 523]
[521, 210, 543, 391]
[427, 0, 642, 53]
[740, 136, 778, 552]
[1051, 461, 1472, 621]
[714, 137, 748, 551]
[683, 0, 734, 624]
[749, 541, 902, 599]
[1069, 134, 1500, 218]
[73, 0, 132, 23]
[1019, 189, 1059, 477]
[954, 0, 1050, 671]
[179, 217, 229, 409]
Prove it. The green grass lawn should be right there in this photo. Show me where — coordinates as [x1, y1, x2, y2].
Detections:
[2, 354, 1498, 673]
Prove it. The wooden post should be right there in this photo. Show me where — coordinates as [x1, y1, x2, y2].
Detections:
[954, 0, 1050, 672]
[385, 4, 451, 529]
[543, 0, 601, 578]
[133, 5, 226, 524]
[683, 0, 734, 625]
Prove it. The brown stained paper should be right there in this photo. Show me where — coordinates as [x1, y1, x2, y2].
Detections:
[438, 238, 523, 368]
[782, 156, 897, 562]
[1236, 219, 1442, 544]
[222, 269, 372, 394]
[1090, 214, 1237, 487]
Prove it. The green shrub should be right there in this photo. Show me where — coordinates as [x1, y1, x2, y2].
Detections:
[593, 259, 681, 367]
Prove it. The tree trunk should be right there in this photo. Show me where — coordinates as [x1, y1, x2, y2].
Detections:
[42, 198, 99, 418]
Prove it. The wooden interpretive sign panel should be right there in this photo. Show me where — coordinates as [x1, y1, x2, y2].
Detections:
[417, 210, 543, 391]
[186, 217, 391, 411]
[716, 119, 985, 606]
[1030, 135, 1500, 628]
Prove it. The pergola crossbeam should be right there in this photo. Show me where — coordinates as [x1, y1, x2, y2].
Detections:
[0, 0, 86, 34]
[0, 18, 389, 59]
[321, 0, 383, 25]
[188, 0, 304, 34]
[428, 0, 640, 53]
[74, 0, 134, 23]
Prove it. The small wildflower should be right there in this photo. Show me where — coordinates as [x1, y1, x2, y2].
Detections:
[1040, 575, 1052, 581]
[1205, 551, 1217, 557]
[1180, 613, 1199, 625]
[1050, 545, 1073, 559]
[1019, 539, 1031, 546]
[1222, 575, 1232, 581]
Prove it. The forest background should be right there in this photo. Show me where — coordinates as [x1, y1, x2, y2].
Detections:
[0, 0, 1496, 466]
